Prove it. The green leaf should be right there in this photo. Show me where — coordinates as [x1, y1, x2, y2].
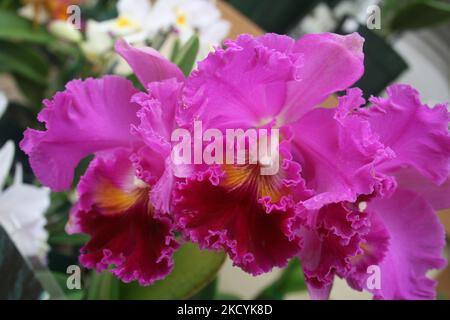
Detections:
[174, 35, 200, 77]
[82, 0, 118, 21]
[0, 41, 49, 83]
[255, 259, 306, 300]
[51, 272, 85, 300]
[73, 155, 94, 188]
[11, 73, 47, 107]
[87, 271, 120, 300]
[120, 242, 226, 300]
[170, 38, 181, 62]
[388, 1, 450, 31]
[216, 293, 242, 300]
[0, 226, 45, 299]
[190, 278, 218, 300]
[0, 101, 37, 145]
[437, 293, 448, 300]
[48, 233, 90, 246]
[127, 74, 145, 91]
[46, 192, 71, 217]
[281, 260, 307, 294]
[0, 10, 55, 44]
[0, 0, 22, 11]
[0, 9, 78, 58]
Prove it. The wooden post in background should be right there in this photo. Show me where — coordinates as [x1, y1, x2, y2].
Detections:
[218, 1, 263, 38]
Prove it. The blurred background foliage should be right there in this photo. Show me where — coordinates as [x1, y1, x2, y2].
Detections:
[227, 0, 450, 34]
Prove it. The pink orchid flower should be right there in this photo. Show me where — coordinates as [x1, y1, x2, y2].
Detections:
[20, 40, 184, 285]
[20, 33, 450, 300]
[297, 86, 450, 299]
[172, 33, 388, 275]
[170, 33, 449, 299]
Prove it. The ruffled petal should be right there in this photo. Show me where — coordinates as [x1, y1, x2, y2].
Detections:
[298, 202, 370, 297]
[182, 33, 364, 128]
[351, 189, 447, 299]
[181, 33, 301, 129]
[68, 149, 179, 285]
[115, 39, 184, 87]
[280, 32, 365, 122]
[363, 84, 450, 184]
[394, 168, 450, 211]
[131, 78, 184, 151]
[20, 76, 140, 191]
[173, 159, 306, 275]
[129, 146, 174, 213]
[130, 79, 185, 212]
[292, 90, 393, 209]
[344, 210, 390, 293]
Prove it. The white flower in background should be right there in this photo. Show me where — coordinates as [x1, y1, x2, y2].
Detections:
[0, 91, 7, 119]
[48, 20, 83, 43]
[0, 94, 50, 260]
[157, 0, 230, 58]
[299, 3, 336, 34]
[80, 19, 133, 75]
[81, 0, 154, 74]
[97, 0, 229, 63]
[101, 0, 156, 43]
[80, 20, 115, 64]
[80, 0, 229, 76]
[169, 0, 229, 42]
